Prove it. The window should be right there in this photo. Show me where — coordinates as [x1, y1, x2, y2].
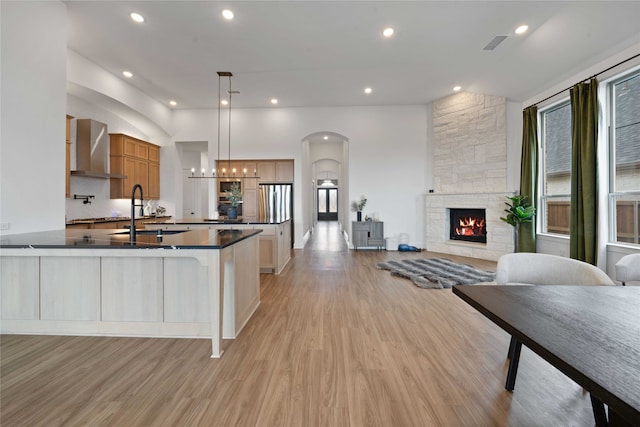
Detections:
[610, 70, 640, 244]
[541, 101, 572, 235]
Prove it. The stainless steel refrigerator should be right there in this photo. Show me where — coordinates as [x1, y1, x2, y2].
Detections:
[258, 184, 292, 223]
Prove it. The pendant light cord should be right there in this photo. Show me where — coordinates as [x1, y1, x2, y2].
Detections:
[217, 75, 221, 171]
[228, 75, 232, 172]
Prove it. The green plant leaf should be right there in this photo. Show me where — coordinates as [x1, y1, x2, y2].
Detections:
[502, 195, 536, 227]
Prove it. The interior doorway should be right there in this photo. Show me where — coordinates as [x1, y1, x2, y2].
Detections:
[318, 187, 338, 221]
[182, 168, 197, 217]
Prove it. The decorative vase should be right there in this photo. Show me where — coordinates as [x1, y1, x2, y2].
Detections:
[357, 211, 362, 221]
[227, 206, 238, 219]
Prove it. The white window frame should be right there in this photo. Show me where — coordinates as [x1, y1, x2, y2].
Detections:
[539, 98, 572, 237]
[605, 67, 640, 246]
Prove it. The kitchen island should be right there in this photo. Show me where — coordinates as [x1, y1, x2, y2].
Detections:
[146, 218, 292, 274]
[0, 228, 261, 358]
[65, 215, 172, 230]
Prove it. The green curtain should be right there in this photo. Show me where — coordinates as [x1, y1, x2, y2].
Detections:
[569, 78, 599, 264]
[518, 107, 538, 252]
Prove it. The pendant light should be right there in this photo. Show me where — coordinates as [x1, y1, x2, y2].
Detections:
[189, 72, 257, 179]
[217, 71, 239, 178]
[189, 71, 236, 179]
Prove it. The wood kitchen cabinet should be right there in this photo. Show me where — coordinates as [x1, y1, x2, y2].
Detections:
[215, 160, 244, 178]
[92, 222, 120, 230]
[66, 223, 90, 230]
[243, 162, 258, 189]
[242, 189, 258, 221]
[135, 159, 149, 194]
[257, 160, 293, 183]
[276, 161, 294, 183]
[135, 142, 148, 160]
[214, 159, 292, 184]
[148, 144, 160, 163]
[147, 162, 160, 199]
[110, 134, 160, 199]
[257, 161, 276, 183]
[110, 156, 136, 199]
[257, 221, 291, 274]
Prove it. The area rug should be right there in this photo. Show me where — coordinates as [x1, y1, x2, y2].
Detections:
[375, 258, 496, 289]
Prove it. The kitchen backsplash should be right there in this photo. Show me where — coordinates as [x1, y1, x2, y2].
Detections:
[66, 176, 170, 220]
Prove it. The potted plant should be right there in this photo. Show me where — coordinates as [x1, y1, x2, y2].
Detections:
[225, 182, 242, 219]
[353, 195, 367, 221]
[500, 195, 535, 252]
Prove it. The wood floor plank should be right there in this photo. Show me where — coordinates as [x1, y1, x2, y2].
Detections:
[1, 222, 597, 426]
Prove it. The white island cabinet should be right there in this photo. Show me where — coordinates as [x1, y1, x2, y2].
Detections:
[0, 229, 261, 358]
[146, 219, 292, 274]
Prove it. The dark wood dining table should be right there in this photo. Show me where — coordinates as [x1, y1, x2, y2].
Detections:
[452, 285, 640, 427]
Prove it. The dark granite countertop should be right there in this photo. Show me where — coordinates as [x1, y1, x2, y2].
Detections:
[0, 228, 261, 250]
[163, 217, 291, 225]
[66, 216, 171, 225]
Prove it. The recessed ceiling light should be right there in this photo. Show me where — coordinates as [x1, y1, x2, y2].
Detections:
[323, 136, 329, 140]
[383, 28, 394, 38]
[220, 100, 228, 106]
[169, 100, 177, 106]
[364, 87, 373, 94]
[130, 12, 144, 23]
[222, 9, 234, 20]
[453, 86, 462, 92]
[515, 25, 528, 35]
[270, 98, 278, 105]
[122, 71, 133, 78]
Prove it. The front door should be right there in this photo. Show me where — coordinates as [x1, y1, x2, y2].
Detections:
[318, 188, 338, 221]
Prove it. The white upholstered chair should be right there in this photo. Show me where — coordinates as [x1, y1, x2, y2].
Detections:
[496, 253, 615, 287]
[496, 253, 621, 424]
[496, 253, 615, 360]
[615, 253, 640, 286]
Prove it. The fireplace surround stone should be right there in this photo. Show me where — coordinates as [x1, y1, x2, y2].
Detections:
[425, 192, 515, 261]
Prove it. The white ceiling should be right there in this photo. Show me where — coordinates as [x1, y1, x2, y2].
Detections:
[65, 1, 640, 110]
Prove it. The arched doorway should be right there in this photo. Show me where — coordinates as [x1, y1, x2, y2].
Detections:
[301, 132, 349, 239]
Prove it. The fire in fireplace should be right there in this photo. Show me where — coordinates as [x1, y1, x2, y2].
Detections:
[449, 208, 487, 243]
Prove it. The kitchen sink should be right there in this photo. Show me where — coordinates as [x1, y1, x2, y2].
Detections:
[110, 229, 189, 235]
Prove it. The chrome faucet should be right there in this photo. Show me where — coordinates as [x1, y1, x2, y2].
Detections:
[130, 184, 144, 243]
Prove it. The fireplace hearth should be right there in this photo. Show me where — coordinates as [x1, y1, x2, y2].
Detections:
[449, 208, 487, 243]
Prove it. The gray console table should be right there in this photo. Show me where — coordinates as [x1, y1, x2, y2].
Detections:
[352, 221, 384, 250]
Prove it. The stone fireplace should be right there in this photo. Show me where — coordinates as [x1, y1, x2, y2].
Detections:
[426, 192, 514, 261]
[424, 91, 515, 261]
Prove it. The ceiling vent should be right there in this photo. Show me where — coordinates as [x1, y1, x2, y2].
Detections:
[483, 35, 508, 51]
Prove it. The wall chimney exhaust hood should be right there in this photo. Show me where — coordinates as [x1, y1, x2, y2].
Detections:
[71, 119, 126, 179]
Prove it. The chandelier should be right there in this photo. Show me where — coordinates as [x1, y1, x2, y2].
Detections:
[190, 71, 256, 179]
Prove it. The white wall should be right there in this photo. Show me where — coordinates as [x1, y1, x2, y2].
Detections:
[172, 105, 428, 248]
[1, 1, 67, 235]
[506, 100, 523, 192]
[67, 50, 172, 138]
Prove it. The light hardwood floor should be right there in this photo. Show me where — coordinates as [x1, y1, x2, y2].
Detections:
[1, 222, 595, 426]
